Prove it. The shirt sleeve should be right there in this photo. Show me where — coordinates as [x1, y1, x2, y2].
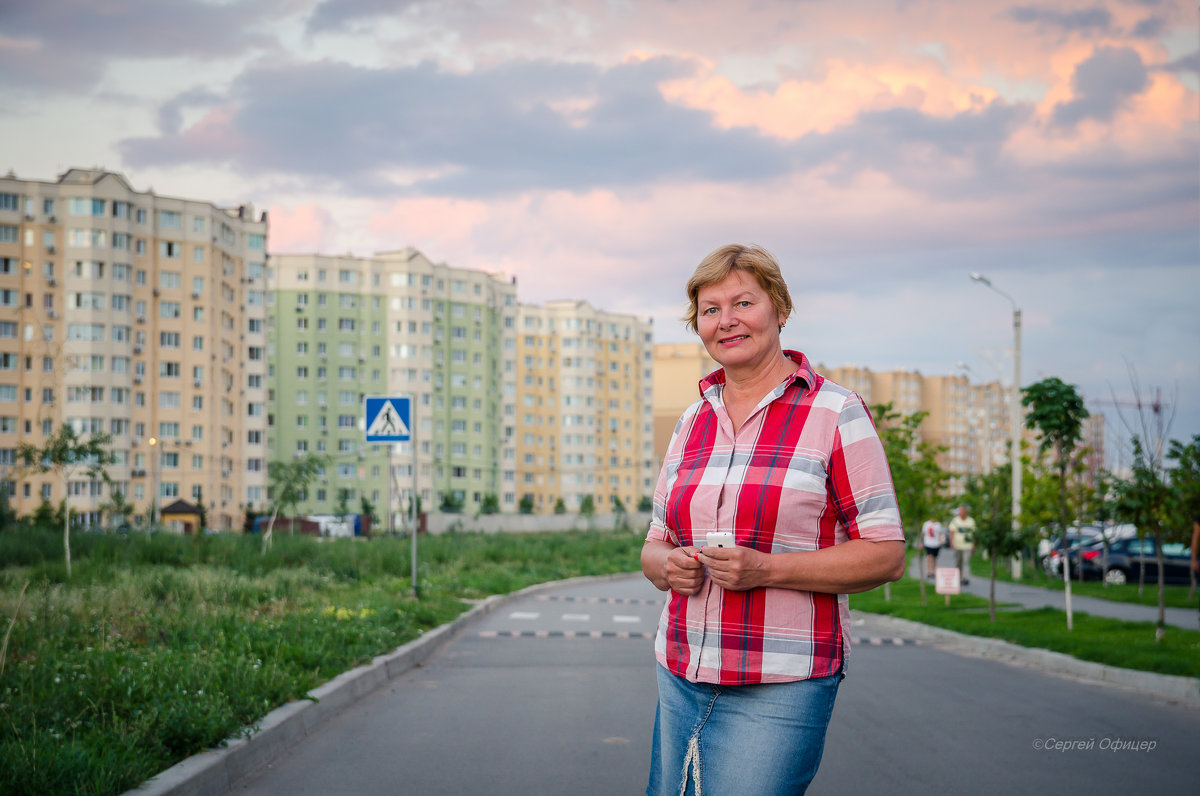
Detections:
[827, 393, 905, 542]
[645, 402, 700, 546]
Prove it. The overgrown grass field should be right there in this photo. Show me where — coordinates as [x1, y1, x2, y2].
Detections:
[0, 527, 645, 796]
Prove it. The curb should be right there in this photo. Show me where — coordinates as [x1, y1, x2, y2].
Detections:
[855, 611, 1200, 707]
[123, 574, 627, 796]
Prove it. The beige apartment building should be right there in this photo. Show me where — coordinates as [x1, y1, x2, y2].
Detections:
[515, 301, 653, 514]
[650, 342, 717, 469]
[0, 169, 268, 531]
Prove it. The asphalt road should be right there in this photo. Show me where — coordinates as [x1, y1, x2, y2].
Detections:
[233, 575, 1200, 795]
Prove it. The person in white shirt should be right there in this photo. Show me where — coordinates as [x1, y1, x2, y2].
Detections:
[921, 518, 944, 578]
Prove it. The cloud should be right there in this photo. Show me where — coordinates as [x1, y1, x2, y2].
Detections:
[268, 203, 340, 252]
[1052, 46, 1149, 126]
[0, 0, 282, 93]
[307, 0, 422, 34]
[119, 55, 796, 196]
[1005, 4, 1113, 34]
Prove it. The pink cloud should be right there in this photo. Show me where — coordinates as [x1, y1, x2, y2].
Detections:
[267, 203, 338, 253]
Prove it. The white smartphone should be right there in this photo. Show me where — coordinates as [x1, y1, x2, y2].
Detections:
[705, 532, 736, 548]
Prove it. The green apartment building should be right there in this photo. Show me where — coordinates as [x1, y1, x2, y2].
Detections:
[267, 249, 517, 526]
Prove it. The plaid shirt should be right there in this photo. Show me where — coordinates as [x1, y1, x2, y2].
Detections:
[647, 351, 903, 684]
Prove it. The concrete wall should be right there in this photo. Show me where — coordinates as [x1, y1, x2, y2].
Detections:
[423, 511, 652, 535]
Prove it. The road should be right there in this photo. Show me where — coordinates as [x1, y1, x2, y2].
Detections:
[233, 575, 1200, 795]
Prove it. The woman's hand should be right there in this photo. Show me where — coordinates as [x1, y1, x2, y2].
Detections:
[697, 546, 769, 591]
[642, 540, 706, 595]
[664, 545, 707, 595]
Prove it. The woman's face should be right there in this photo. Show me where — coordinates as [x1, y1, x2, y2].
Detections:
[695, 269, 786, 373]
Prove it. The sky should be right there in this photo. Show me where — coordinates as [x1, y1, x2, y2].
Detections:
[2, 0, 1197, 465]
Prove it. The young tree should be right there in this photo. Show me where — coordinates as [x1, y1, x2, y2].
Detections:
[579, 494, 595, 516]
[1165, 436, 1200, 599]
[479, 493, 500, 515]
[1107, 369, 1177, 640]
[263, 453, 327, 552]
[1022, 377, 1088, 630]
[16, 425, 115, 577]
[871, 403, 951, 543]
[518, 493, 535, 515]
[962, 466, 1025, 621]
[360, 495, 379, 532]
[0, 482, 17, 533]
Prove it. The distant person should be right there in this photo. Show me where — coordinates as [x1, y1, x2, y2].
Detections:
[921, 517, 945, 578]
[641, 244, 905, 796]
[948, 505, 976, 585]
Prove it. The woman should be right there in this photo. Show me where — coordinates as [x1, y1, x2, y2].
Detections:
[641, 244, 905, 796]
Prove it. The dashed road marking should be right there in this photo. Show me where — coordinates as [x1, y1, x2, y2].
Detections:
[508, 611, 540, 620]
[612, 615, 642, 624]
[479, 630, 655, 640]
[561, 613, 591, 622]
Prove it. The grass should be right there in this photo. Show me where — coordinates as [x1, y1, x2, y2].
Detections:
[0, 526, 645, 796]
[4, 529, 1197, 796]
[962, 553, 1198, 611]
[853, 555, 1200, 679]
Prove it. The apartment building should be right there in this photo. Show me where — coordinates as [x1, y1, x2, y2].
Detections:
[515, 301, 653, 514]
[268, 249, 517, 523]
[650, 342, 717, 469]
[0, 169, 268, 531]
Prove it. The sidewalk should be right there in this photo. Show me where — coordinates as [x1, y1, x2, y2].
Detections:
[911, 548, 1199, 631]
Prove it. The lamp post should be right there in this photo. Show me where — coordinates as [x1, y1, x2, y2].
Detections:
[147, 436, 159, 531]
[970, 273, 1022, 578]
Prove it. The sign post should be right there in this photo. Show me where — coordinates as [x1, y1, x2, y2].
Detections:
[365, 395, 417, 596]
[935, 567, 961, 607]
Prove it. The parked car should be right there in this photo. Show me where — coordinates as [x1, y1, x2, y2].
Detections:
[1074, 537, 1195, 585]
[1040, 526, 1103, 575]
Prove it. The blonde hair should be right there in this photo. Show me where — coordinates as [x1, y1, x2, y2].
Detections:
[683, 244, 793, 333]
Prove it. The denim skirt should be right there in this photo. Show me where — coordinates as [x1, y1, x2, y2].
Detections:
[647, 664, 842, 796]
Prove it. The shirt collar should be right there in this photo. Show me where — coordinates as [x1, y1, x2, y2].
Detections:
[698, 349, 816, 398]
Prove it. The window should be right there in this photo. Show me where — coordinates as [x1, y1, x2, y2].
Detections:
[159, 241, 181, 258]
[158, 211, 181, 228]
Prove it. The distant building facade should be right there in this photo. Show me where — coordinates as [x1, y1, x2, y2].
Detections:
[268, 249, 517, 524]
[515, 301, 653, 514]
[0, 169, 268, 531]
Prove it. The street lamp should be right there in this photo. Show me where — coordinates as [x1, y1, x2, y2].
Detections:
[148, 436, 159, 531]
[970, 273, 1023, 577]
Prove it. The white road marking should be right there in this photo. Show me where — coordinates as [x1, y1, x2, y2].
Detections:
[613, 615, 641, 624]
[562, 613, 591, 621]
[509, 611, 540, 620]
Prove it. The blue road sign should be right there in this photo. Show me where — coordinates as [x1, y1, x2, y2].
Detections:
[364, 396, 411, 443]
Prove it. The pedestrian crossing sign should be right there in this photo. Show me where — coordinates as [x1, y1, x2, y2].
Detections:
[364, 396, 411, 442]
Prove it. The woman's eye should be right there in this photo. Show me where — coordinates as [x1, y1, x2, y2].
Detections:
[737, 301, 752, 308]
[702, 307, 718, 315]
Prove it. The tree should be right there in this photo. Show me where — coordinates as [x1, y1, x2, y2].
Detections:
[637, 495, 653, 512]
[99, 487, 135, 531]
[360, 495, 379, 531]
[553, 497, 566, 515]
[579, 495, 595, 516]
[479, 493, 500, 515]
[0, 482, 17, 532]
[1106, 368, 1177, 640]
[1165, 436, 1200, 599]
[440, 492, 464, 514]
[870, 403, 951, 543]
[16, 425, 115, 578]
[1022, 377, 1088, 630]
[518, 494, 535, 515]
[194, 486, 209, 532]
[264, 453, 327, 552]
[962, 466, 1031, 621]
